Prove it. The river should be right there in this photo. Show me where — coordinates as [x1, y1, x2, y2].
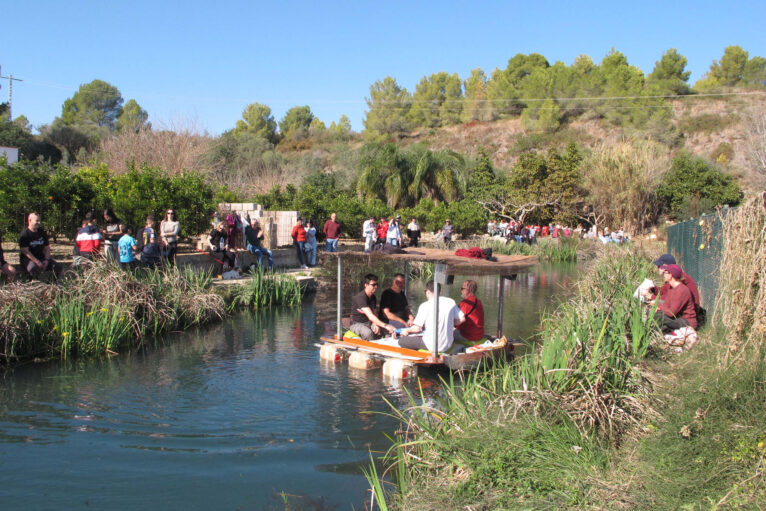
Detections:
[0, 264, 577, 510]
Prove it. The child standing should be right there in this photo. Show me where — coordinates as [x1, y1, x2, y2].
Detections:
[118, 226, 138, 270]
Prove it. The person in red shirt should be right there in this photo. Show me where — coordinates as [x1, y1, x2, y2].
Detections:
[455, 280, 485, 342]
[291, 217, 308, 269]
[376, 217, 389, 247]
[323, 212, 342, 253]
[644, 253, 701, 313]
[653, 264, 698, 332]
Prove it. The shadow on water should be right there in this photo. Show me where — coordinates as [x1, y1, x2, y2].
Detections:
[0, 262, 578, 510]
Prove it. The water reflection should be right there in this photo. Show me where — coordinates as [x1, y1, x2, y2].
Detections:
[0, 263, 577, 510]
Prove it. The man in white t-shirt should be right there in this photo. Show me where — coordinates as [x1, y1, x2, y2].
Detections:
[397, 281, 464, 353]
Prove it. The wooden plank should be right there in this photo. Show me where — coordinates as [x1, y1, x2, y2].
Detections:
[320, 336, 430, 361]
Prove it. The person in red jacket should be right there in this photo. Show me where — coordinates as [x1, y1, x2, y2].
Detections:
[653, 264, 698, 333]
[455, 280, 485, 342]
[291, 217, 308, 269]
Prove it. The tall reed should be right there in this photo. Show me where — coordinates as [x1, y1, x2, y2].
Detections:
[231, 267, 303, 309]
[0, 262, 226, 361]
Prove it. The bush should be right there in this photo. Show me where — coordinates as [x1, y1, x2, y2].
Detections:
[657, 153, 742, 219]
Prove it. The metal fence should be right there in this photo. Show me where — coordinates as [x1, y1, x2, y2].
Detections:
[666, 208, 731, 310]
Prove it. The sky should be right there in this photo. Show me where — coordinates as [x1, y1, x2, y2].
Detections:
[1, 0, 764, 135]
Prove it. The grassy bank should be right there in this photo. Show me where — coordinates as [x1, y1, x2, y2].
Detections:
[367, 196, 766, 509]
[0, 263, 306, 362]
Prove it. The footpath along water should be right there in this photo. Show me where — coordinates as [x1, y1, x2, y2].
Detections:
[0, 264, 576, 510]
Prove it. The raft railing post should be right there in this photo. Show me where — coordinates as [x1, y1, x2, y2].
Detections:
[432, 263, 447, 358]
[497, 275, 505, 337]
[403, 261, 409, 298]
[433, 280, 440, 357]
[336, 255, 342, 340]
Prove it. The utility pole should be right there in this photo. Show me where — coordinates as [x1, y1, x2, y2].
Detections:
[0, 66, 24, 119]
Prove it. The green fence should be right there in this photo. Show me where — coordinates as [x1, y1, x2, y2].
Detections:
[666, 208, 730, 310]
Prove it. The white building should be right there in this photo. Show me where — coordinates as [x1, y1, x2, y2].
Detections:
[0, 146, 19, 164]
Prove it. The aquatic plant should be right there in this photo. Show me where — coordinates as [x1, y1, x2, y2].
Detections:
[0, 262, 226, 361]
[231, 267, 303, 309]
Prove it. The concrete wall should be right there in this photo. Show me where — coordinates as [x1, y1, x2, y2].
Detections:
[217, 203, 299, 249]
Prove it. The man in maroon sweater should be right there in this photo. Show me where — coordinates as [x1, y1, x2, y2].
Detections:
[323, 212, 342, 253]
[645, 253, 701, 313]
[653, 264, 698, 333]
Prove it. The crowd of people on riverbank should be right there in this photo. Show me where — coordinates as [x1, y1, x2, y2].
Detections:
[0, 209, 182, 281]
[486, 219, 629, 245]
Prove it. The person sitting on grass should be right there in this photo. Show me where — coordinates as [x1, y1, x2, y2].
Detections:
[643, 253, 701, 315]
[0, 233, 17, 282]
[244, 218, 274, 270]
[118, 226, 138, 271]
[455, 279, 485, 343]
[349, 273, 396, 341]
[379, 273, 414, 329]
[208, 221, 236, 271]
[395, 281, 465, 353]
[19, 212, 61, 279]
[651, 264, 698, 334]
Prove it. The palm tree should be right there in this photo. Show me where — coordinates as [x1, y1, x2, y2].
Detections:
[406, 144, 466, 205]
[356, 143, 413, 208]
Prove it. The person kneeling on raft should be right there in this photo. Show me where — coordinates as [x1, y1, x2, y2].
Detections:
[394, 280, 465, 352]
[349, 273, 397, 340]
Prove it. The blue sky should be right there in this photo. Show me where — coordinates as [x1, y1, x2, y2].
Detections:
[2, 0, 764, 134]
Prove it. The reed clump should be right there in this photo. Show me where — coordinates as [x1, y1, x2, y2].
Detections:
[231, 267, 303, 309]
[0, 262, 226, 361]
[714, 192, 766, 368]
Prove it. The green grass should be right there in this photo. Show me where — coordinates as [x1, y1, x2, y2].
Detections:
[609, 332, 766, 510]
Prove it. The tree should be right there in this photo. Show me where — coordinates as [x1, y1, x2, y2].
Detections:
[308, 117, 326, 137]
[234, 102, 278, 144]
[462, 68, 491, 122]
[363, 77, 412, 136]
[408, 72, 463, 128]
[710, 45, 749, 86]
[486, 53, 550, 118]
[743, 56, 766, 87]
[60, 79, 124, 131]
[13, 115, 32, 133]
[521, 98, 561, 133]
[279, 105, 314, 140]
[657, 153, 743, 219]
[647, 48, 691, 95]
[467, 148, 497, 199]
[117, 99, 149, 133]
[356, 142, 409, 206]
[328, 115, 352, 137]
[477, 144, 582, 224]
[406, 144, 466, 205]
